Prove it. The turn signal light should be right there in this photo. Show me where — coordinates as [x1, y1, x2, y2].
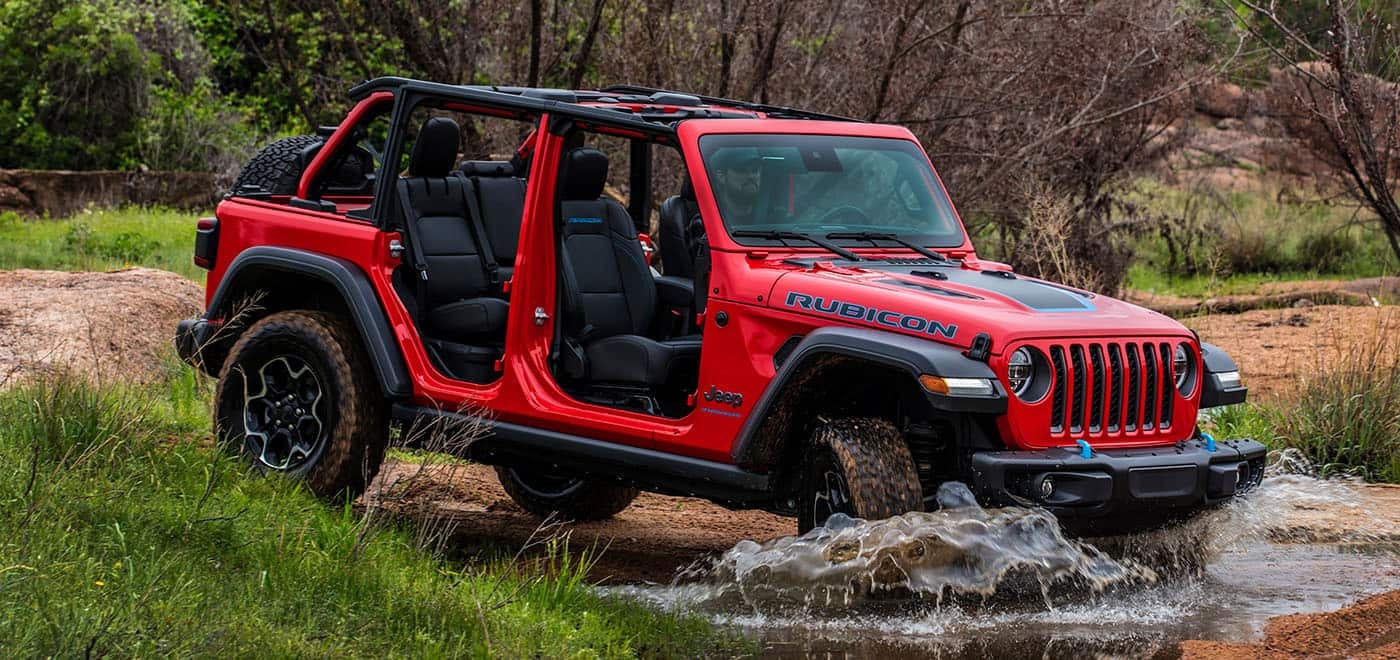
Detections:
[919, 375, 996, 397]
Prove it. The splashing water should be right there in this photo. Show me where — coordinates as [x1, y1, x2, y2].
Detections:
[646, 483, 1156, 612]
[612, 450, 1379, 617]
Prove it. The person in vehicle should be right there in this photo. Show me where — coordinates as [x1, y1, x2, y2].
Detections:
[707, 148, 763, 226]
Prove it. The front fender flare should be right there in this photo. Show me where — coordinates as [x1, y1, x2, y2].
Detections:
[205, 246, 412, 398]
[730, 326, 1005, 467]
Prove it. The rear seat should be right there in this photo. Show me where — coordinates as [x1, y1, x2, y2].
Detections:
[458, 160, 527, 289]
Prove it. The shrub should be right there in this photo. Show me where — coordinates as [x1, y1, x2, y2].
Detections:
[1275, 321, 1400, 482]
[0, 0, 256, 172]
[1296, 228, 1362, 273]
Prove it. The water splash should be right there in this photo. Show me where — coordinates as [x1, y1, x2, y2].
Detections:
[657, 482, 1155, 612]
[604, 450, 1395, 657]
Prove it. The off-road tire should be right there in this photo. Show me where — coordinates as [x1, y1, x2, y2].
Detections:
[230, 135, 322, 195]
[495, 465, 639, 521]
[214, 310, 388, 500]
[798, 417, 924, 533]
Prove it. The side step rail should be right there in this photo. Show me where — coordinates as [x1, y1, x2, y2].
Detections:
[390, 404, 773, 506]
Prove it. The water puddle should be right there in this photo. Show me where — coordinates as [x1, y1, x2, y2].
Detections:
[607, 451, 1400, 657]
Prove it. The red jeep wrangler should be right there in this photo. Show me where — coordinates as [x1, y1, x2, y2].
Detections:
[176, 78, 1262, 535]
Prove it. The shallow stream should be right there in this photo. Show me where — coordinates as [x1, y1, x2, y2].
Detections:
[608, 454, 1400, 657]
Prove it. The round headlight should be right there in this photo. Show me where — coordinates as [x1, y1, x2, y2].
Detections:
[1174, 343, 1193, 393]
[1008, 347, 1034, 397]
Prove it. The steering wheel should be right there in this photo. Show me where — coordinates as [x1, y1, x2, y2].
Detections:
[816, 205, 871, 226]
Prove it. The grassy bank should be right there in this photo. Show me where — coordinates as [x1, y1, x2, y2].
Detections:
[1206, 328, 1400, 483]
[0, 207, 203, 281]
[0, 368, 739, 656]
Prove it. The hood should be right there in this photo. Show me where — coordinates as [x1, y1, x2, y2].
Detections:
[766, 258, 1188, 352]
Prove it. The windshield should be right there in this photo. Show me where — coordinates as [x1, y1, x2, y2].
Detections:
[698, 134, 965, 248]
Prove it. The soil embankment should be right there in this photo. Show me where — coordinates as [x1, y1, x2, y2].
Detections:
[1181, 590, 1400, 658]
[0, 268, 203, 385]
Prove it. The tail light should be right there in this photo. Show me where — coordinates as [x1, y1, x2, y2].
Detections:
[194, 217, 219, 270]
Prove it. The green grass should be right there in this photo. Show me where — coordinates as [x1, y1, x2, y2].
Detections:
[0, 368, 740, 657]
[0, 207, 206, 281]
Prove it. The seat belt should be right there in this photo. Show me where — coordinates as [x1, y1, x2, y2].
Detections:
[394, 178, 431, 310]
[455, 176, 500, 286]
[555, 226, 591, 379]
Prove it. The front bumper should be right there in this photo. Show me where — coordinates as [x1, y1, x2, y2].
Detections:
[969, 437, 1267, 535]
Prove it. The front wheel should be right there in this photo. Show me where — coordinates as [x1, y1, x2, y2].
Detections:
[495, 465, 638, 520]
[214, 310, 388, 499]
[798, 417, 924, 534]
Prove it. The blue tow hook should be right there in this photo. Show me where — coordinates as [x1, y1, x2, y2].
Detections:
[1074, 439, 1093, 459]
[1200, 432, 1217, 452]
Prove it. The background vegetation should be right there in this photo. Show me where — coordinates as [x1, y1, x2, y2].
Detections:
[2, 0, 1393, 293]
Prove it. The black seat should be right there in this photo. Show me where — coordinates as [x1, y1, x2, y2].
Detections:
[399, 118, 507, 340]
[558, 148, 700, 387]
[459, 160, 527, 286]
[657, 177, 698, 279]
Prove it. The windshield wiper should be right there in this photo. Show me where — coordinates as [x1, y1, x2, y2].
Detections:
[732, 230, 863, 262]
[825, 231, 950, 263]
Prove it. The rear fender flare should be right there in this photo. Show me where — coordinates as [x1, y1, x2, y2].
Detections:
[730, 326, 1005, 468]
[206, 246, 412, 398]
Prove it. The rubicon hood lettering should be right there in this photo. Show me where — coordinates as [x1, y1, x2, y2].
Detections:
[785, 291, 958, 339]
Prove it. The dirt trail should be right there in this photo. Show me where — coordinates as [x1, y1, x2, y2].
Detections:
[364, 462, 794, 583]
[0, 268, 203, 385]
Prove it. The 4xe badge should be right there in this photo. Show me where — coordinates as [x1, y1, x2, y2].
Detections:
[702, 385, 743, 408]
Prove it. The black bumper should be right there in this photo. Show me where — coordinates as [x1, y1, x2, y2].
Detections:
[969, 437, 1267, 536]
[174, 318, 223, 375]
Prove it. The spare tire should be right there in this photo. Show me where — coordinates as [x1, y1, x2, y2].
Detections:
[230, 134, 323, 196]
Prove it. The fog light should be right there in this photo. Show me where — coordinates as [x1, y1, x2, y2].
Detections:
[1040, 476, 1055, 499]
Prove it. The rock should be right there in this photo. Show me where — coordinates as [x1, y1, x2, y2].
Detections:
[1195, 81, 1251, 119]
[1293, 298, 1314, 308]
[1215, 117, 1245, 131]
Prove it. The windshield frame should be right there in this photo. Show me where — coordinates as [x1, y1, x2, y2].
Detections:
[694, 132, 969, 251]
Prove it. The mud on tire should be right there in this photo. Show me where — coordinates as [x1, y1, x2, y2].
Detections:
[495, 465, 639, 521]
[798, 417, 924, 533]
[230, 135, 322, 195]
[214, 310, 388, 500]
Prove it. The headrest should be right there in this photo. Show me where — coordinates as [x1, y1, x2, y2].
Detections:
[409, 117, 459, 177]
[561, 148, 607, 201]
[459, 160, 515, 177]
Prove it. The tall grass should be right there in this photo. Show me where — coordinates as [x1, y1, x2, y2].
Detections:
[0, 370, 739, 656]
[0, 207, 204, 281]
[1206, 319, 1400, 483]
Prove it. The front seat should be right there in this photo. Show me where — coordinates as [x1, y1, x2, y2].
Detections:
[657, 177, 698, 279]
[557, 148, 701, 386]
[399, 117, 508, 340]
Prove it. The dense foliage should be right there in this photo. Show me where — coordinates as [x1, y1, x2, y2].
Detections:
[0, 0, 1393, 288]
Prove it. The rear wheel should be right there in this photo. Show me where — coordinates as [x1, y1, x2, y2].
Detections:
[214, 311, 388, 499]
[798, 417, 924, 533]
[495, 465, 638, 520]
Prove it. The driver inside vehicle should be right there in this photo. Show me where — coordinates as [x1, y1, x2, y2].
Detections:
[708, 148, 764, 226]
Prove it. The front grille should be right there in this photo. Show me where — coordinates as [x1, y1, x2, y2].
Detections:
[1045, 340, 1176, 440]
